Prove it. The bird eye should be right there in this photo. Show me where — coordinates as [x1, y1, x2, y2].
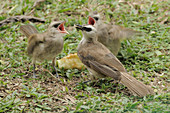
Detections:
[84, 27, 92, 32]
[93, 17, 99, 21]
[53, 23, 60, 28]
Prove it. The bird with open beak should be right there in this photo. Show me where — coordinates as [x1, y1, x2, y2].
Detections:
[75, 24, 154, 97]
[20, 21, 69, 78]
[88, 12, 143, 56]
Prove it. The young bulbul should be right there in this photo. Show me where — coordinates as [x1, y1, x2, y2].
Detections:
[75, 24, 154, 97]
[20, 21, 68, 77]
[88, 12, 142, 56]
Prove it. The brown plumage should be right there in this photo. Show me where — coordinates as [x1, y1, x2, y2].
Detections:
[20, 21, 68, 77]
[88, 12, 143, 56]
[76, 24, 154, 97]
[20, 25, 39, 38]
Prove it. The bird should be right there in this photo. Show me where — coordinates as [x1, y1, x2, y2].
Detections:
[75, 24, 154, 97]
[20, 21, 68, 78]
[88, 12, 142, 56]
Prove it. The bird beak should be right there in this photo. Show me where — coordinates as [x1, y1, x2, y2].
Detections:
[58, 21, 69, 34]
[75, 24, 84, 31]
[88, 16, 95, 25]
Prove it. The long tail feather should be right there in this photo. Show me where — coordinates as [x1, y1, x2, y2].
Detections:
[120, 72, 154, 97]
[20, 25, 39, 38]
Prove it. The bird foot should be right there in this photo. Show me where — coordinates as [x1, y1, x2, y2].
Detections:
[33, 73, 38, 78]
[55, 72, 60, 78]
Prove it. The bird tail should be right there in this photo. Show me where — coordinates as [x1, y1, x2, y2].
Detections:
[120, 72, 154, 97]
[111, 25, 144, 40]
[20, 25, 39, 38]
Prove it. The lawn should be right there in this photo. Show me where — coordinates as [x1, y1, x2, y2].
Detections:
[0, 0, 169, 112]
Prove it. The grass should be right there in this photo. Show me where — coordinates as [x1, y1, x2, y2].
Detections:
[0, 0, 169, 112]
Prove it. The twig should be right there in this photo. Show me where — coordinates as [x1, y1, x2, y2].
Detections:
[0, 16, 45, 28]
[42, 68, 57, 79]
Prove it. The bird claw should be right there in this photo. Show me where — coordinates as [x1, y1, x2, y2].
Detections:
[33, 73, 38, 78]
[55, 72, 59, 78]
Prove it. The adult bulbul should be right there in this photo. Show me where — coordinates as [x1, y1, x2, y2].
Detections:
[75, 24, 154, 97]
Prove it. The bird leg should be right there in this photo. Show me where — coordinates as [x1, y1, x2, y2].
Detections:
[52, 57, 59, 78]
[114, 79, 121, 94]
[33, 63, 37, 78]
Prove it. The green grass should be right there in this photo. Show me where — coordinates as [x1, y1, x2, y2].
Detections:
[0, 0, 169, 112]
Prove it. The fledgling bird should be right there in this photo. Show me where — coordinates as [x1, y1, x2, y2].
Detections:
[20, 21, 68, 77]
[75, 24, 154, 97]
[88, 12, 142, 56]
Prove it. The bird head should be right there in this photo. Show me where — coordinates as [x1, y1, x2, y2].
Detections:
[75, 24, 97, 40]
[88, 12, 100, 28]
[48, 21, 69, 36]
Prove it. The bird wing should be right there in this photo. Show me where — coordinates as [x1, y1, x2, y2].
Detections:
[108, 25, 143, 40]
[78, 43, 126, 80]
[27, 34, 45, 56]
[88, 60, 121, 80]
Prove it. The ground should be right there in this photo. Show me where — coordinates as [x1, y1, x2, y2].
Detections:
[0, 0, 169, 112]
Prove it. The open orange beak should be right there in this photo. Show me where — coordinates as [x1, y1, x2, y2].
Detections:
[58, 22, 69, 34]
[88, 16, 96, 25]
